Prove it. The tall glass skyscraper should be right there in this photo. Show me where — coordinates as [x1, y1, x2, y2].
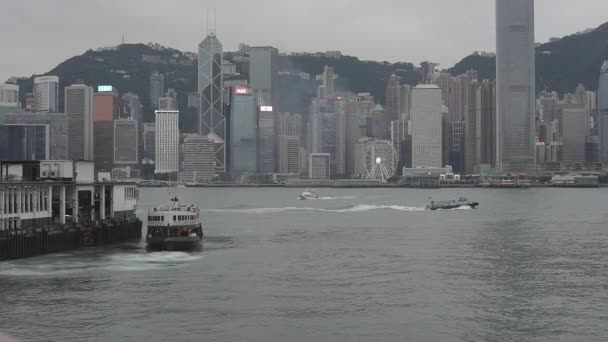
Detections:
[149, 72, 164, 108]
[598, 60, 608, 162]
[198, 32, 225, 173]
[495, 0, 536, 174]
[230, 91, 257, 179]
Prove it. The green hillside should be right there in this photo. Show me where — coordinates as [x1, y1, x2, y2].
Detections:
[450, 22, 608, 94]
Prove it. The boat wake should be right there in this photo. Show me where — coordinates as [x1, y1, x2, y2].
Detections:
[318, 196, 358, 200]
[206, 204, 426, 214]
[0, 252, 203, 277]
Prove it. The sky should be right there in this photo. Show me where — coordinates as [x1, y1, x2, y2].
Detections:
[1, 0, 607, 83]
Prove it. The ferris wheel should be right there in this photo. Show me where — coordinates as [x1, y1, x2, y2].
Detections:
[364, 140, 397, 181]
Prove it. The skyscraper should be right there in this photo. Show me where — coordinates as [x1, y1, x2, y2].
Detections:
[230, 89, 257, 178]
[249, 47, 279, 107]
[278, 113, 301, 175]
[561, 105, 589, 165]
[154, 110, 179, 174]
[182, 134, 216, 183]
[65, 84, 94, 161]
[113, 119, 138, 167]
[149, 72, 165, 108]
[198, 32, 225, 173]
[311, 98, 346, 176]
[411, 85, 442, 168]
[323, 66, 335, 98]
[0, 83, 20, 124]
[33, 76, 59, 112]
[385, 74, 400, 122]
[464, 80, 480, 174]
[478, 80, 497, 167]
[4, 112, 67, 160]
[142, 123, 156, 161]
[496, 0, 536, 174]
[93, 87, 119, 171]
[249, 46, 279, 172]
[399, 84, 413, 121]
[598, 60, 608, 162]
[391, 120, 411, 171]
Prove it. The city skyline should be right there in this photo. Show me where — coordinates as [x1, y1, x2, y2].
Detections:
[2, 1, 608, 83]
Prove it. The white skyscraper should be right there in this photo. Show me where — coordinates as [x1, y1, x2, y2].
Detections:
[598, 60, 608, 161]
[411, 85, 442, 168]
[155, 110, 179, 174]
[65, 84, 94, 160]
[33, 76, 59, 112]
[496, 0, 536, 174]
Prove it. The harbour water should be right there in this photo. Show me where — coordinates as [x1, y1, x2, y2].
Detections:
[1, 188, 608, 341]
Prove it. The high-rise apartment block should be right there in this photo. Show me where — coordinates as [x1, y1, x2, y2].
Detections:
[411, 85, 442, 168]
[65, 84, 94, 161]
[496, 0, 536, 173]
[33, 76, 59, 112]
[155, 110, 179, 174]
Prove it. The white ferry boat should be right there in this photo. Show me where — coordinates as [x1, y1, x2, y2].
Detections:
[146, 197, 203, 250]
[299, 189, 319, 200]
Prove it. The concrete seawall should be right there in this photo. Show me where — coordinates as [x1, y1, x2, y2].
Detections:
[0, 221, 142, 261]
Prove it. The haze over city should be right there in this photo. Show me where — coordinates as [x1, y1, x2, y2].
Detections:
[2, 1, 608, 341]
[2, 0, 608, 82]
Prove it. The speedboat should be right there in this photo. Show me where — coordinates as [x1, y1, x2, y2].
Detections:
[299, 189, 319, 200]
[146, 197, 203, 250]
[426, 197, 479, 211]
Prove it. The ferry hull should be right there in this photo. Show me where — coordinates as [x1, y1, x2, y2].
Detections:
[146, 236, 202, 251]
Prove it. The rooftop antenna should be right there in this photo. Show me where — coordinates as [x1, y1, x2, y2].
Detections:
[122, 32, 125, 45]
[206, 8, 209, 35]
[213, 7, 217, 35]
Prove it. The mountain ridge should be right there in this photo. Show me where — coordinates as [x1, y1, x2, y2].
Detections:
[13, 20, 608, 122]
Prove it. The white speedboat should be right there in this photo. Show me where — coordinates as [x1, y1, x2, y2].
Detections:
[299, 189, 319, 200]
[146, 197, 203, 250]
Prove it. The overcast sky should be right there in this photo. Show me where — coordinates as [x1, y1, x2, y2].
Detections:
[2, 0, 607, 83]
